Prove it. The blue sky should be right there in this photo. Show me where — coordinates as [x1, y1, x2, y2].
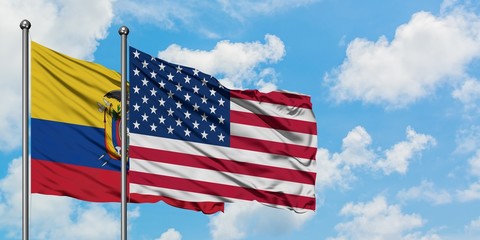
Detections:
[1, 0, 480, 239]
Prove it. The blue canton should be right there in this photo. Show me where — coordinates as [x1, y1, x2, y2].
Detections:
[129, 47, 230, 147]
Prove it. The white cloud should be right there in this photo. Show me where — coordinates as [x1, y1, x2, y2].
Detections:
[454, 125, 480, 154]
[326, 8, 480, 108]
[457, 182, 480, 202]
[452, 78, 480, 111]
[467, 150, 480, 178]
[0, 158, 120, 239]
[397, 180, 452, 205]
[328, 196, 429, 240]
[316, 148, 354, 190]
[317, 126, 435, 190]
[375, 127, 436, 175]
[209, 201, 314, 240]
[465, 216, 480, 233]
[155, 228, 182, 240]
[0, 0, 115, 151]
[316, 126, 375, 190]
[456, 149, 480, 202]
[158, 34, 285, 91]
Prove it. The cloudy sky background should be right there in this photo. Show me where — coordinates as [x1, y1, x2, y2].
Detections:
[1, 0, 480, 239]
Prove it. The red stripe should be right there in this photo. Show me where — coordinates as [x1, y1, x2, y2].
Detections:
[230, 90, 312, 109]
[130, 171, 316, 210]
[129, 193, 224, 214]
[230, 110, 317, 134]
[32, 159, 122, 202]
[130, 146, 316, 184]
[230, 136, 317, 160]
[32, 159, 223, 213]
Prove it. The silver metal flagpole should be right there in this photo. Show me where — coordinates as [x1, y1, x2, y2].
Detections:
[119, 25, 129, 240]
[20, 19, 31, 240]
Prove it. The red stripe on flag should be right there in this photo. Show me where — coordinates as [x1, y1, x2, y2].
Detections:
[130, 146, 316, 184]
[32, 159, 224, 214]
[129, 193, 224, 214]
[130, 171, 316, 210]
[230, 110, 317, 134]
[230, 136, 317, 160]
[32, 159, 121, 202]
[230, 90, 312, 109]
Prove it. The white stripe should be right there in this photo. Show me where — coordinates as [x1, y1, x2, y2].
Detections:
[230, 97, 316, 123]
[130, 158, 315, 197]
[231, 123, 317, 147]
[130, 133, 316, 172]
[130, 183, 312, 212]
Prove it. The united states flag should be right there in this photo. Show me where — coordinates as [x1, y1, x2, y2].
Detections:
[128, 46, 317, 213]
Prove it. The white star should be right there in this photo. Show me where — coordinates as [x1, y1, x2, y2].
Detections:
[133, 68, 140, 76]
[133, 50, 140, 58]
[184, 93, 191, 101]
[133, 121, 140, 129]
[142, 78, 149, 86]
[150, 70, 157, 79]
[159, 63, 166, 71]
[175, 101, 183, 109]
[184, 128, 191, 137]
[133, 85, 140, 94]
[159, 116, 166, 124]
[218, 115, 225, 124]
[176, 65, 183, 73]
[209, 105, 217, 114]
[142, 60, 148, 68]
[159, 80, 166, 88]
[184, 110, 191, 119]
[175, 118, 183, 126]
[218, 98, 225, 106]
[142, 95, 149, 104]
[201, 131, 208, 139]
[175, 83, 182, 91]
[201, 113, 208, 122]
[184, 75, 191, 83]
[192, 103, 200, 111]
[141, 113, 149, 121]
[218, 133, 225, 142]
[192, 121, 200, 129]
[150, 88, 157, 96]
[209, 123, 217, 132]
[150, 56, 156, 61]
[192, 85, 200, 94]
[167, 73, 174, 81]
[150, 123, 157, 132]
[167, 90, 174, 99]
[201, 78, 208, 86]
[201, 96, 208, 104]
[167, 126, 174, 134]
[209, 88, 216, 96]
[193, 69, 199, 76]
[133, 103, 140, 111]
[150, 106, 157, 114]
[158, 98, 166, 106]
[167, 108, 174, 116]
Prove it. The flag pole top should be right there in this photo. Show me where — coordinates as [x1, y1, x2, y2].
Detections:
[19, 19, 31, 30]
[118, 26, 129, 36]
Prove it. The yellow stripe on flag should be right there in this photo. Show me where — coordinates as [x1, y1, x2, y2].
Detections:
[31, 41, 121, 128]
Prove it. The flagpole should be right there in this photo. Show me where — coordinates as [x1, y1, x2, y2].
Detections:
[20, 19, 31, 240]
[119, 25, 129, 240]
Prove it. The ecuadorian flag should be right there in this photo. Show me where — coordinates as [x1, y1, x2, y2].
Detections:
[31, 41, 123, 201]
[31, 42, 224, 212]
